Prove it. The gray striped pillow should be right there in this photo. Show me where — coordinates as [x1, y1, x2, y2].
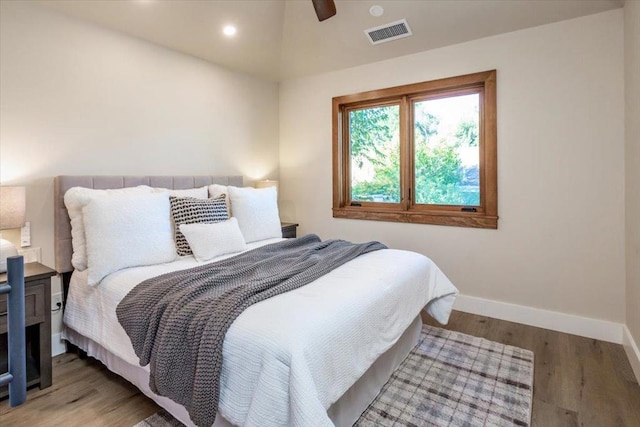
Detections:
[169, 194, 229, 256]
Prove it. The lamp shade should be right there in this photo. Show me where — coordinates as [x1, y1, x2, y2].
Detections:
[0, 186, 26, 230]
[255, 179, 279, 194]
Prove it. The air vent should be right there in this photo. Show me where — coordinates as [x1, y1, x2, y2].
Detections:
[364, 19, 412, 45]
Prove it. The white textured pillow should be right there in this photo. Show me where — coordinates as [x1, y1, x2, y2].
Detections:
[64, 185, 153, 271]
[153, 186, 208, 199]
[83, 192, 176, 286]
[179, 218, 247, 262]
[227, 186, 281, 243]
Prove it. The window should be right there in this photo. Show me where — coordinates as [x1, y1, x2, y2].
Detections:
[332, 70, 497, 229]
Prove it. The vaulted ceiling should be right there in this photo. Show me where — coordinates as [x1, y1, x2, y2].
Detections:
[39, 0, 622, 82]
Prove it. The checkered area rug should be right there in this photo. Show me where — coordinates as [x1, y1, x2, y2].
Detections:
[354, 325, 534, 426]
[134, 325, 534, 427]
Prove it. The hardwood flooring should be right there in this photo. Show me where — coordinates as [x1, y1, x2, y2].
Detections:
[423, 311, 640, 427]
[0, 352, 158, 426]
[1, 310, 639, 426]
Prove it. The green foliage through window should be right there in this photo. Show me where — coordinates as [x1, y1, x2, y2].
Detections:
[348, 94, 480, 206]
[349, 105, 400, 203]
[414, 95, 480, 206]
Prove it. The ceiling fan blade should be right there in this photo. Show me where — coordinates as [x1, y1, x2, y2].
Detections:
[312, 0, 336, 22]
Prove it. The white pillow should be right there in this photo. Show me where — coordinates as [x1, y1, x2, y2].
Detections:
[83, 192, 176, 286]
[179, 218, 247, 262]
[64, 185, 153, 271]
[227, 186, 281, 243]
[153, 186, 208, 199]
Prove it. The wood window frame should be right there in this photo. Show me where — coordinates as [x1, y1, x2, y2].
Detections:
[332, 70, 498, 229]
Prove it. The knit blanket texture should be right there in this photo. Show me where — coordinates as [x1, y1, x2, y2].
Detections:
[116, 234, 386, 427]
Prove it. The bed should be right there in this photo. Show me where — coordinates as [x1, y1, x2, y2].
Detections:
[54, 175, 458, 427]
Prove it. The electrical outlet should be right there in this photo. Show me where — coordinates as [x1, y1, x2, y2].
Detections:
[52, 293, 63, 312]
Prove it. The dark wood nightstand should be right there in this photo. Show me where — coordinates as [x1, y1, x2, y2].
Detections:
[0, 262, 56, 398]
[281, 222, 299, 238]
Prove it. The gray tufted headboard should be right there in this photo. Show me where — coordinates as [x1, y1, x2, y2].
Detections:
[53, 175, 243, 274]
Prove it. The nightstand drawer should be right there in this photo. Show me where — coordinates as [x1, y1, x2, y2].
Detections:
[0, 281, 45, 333]
[281, 222, 299, 238]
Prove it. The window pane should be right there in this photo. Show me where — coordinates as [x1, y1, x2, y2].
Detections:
[414, 93, 480, 206]
[349, 105, 400, 203]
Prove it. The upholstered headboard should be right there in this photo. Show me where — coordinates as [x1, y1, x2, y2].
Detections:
[53, 175, 243, 274]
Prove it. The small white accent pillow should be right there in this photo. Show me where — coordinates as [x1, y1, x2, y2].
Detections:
[179, 217, 247, 262]
[64, 185, 153, 271]
[227, 186, 281, 243]
[153, 186, 208, 199]
[83, 192, 176, 286]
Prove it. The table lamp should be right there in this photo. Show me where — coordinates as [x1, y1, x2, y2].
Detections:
[0, 186, 26, 273]
[255, 179, 279, 196]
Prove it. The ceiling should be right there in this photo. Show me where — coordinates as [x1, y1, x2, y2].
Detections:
[38, 0, 623, 82]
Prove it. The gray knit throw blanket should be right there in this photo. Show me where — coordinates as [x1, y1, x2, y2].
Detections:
[116, 234, 387, 427]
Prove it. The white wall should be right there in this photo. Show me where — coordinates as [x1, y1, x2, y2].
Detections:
[0, 2, 280, 337]
[279, 10, 625, 323]
[625, 1, 640, 346]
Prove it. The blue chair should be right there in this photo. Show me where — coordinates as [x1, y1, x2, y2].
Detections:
[0, 255, 26, 406]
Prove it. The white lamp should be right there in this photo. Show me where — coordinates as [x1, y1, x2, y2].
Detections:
[0, 186, 26, 273]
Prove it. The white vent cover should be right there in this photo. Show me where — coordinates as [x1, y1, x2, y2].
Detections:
[364, 19, 412, 45]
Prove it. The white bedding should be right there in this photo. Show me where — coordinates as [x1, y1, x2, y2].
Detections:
[63, 237, 458, 427]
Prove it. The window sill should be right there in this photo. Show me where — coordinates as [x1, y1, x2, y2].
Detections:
[332, 207, 498, 229]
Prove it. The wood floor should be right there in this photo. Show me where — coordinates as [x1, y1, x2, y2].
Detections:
[2, 310, 639, 426]
[423, 311, 640, 427]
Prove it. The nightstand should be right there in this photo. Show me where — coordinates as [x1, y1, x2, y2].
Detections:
[281, 222, 299, 238]
[0, 262, 56, 398]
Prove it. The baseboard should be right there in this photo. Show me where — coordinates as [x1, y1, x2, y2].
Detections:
[454, 294, 624, 344]
[52, 332, 67, 356]
[623, 326, 640, 384]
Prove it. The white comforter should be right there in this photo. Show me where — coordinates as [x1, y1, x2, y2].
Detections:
[63, 238, 458, 427]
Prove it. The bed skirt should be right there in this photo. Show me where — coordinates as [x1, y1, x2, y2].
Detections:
[63, 315, 423, 427]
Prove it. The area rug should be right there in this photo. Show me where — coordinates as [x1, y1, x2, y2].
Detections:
[134, 325, 534, 427]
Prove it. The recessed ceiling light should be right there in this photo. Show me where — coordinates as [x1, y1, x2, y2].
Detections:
[223, 25, 237, 37]
[369, 5, 384, 17]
